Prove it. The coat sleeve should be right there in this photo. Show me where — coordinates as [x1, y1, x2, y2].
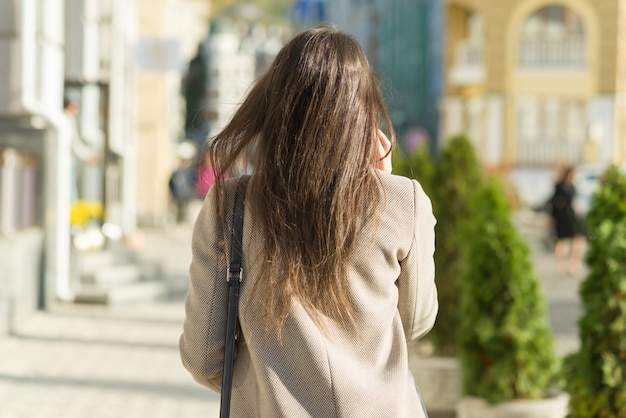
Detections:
[179, 184, 230, 392]
[397, 179, 438, 341]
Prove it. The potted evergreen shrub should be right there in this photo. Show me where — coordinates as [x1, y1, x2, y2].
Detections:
[456, 177, 567, 418]
[564, 164, 626, 417]
[395, 134, 483, 414]
[429, 134, 483, 356]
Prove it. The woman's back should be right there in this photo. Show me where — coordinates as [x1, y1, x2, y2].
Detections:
[180, 172, 436, 417]
[179, 25, 438, 417]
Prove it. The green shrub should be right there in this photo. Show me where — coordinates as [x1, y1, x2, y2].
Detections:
[459, 177, 558, 403]
[428, 134, 483, 356]
[565, 165, 626, 417]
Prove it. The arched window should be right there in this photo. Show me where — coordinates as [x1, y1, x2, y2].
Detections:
[519, 5, 585, 68]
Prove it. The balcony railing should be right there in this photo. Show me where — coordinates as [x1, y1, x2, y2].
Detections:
[449, 39, 485, 85]
[516, 140, 583, 165]
[518, 37, 586, 68]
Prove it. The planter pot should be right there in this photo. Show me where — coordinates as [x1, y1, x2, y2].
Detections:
[456, 393, 569, 418]
[409, 352, 461, 414]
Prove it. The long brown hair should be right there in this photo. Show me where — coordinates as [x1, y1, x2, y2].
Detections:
[207, 26, 394, 332]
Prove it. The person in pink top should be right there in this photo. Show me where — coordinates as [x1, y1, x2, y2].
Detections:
[196, 156, 217, 198]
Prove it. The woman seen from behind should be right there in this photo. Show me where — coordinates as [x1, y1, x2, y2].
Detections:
[179, 26, 438, 417]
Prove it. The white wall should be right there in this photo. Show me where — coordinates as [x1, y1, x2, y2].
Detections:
[206, 31, 255, 138]
[0, 1, 18, 114]
[587, 95, 615, 166]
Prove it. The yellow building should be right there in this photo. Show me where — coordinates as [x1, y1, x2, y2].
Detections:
[442, 0, 626, 176]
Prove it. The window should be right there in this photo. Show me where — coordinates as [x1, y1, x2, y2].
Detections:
[517, 96, 586, 142]
[517, 96, 539, 142]
[519, 5, 586, 68]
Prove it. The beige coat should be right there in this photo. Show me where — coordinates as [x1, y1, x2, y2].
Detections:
[180, 171, 438, 417]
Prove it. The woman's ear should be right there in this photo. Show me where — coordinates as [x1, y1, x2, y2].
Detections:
[375, 129, 392, 173]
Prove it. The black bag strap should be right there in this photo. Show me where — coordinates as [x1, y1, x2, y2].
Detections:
[220, 175, 250, 418]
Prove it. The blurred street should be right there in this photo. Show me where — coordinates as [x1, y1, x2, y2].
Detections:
[0, 206, 583, 418]
[0, 0, 621, 416]
[512, 208, 583, 358]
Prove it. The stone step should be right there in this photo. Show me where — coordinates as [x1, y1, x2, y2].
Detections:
[74, 281, 168, 306]
[78, 249, 138, 277]
[82, 264, 142, 285]
[73, 241, 168, 306]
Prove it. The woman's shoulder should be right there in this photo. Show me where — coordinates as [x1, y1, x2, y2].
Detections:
[377, 171, 431, 215]
[378, 170, 413, 185]
[378, 171, 425, 198]
[374, 171, 435, 255]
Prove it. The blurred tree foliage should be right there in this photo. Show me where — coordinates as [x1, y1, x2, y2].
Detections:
[430, 134, 483, 356]
[394, 135, 559, 404]
[458, 177, 557, 403]
[392, 134, 482, 356]
[211, 0, 294, 24]
[565, 165, 626, 417]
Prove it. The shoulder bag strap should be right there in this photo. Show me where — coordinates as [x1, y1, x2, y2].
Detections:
[220, 175, 250, 418]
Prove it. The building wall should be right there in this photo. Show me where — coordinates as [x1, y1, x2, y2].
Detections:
[444, 0, 623, 167]
[445, 4, 470, 94]
[205, 30, 255, 140]
[326, 0, 444, 149]
[613, 0, 626, 161]
[133, 0, 211, 225]
[326, 0, 378, 64]
[447, 0, 611, 92]
[377, 0, 444, 147]
[0, 0, 70, 330]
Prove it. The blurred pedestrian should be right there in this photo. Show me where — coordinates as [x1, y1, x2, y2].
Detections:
[179, 26, 437, 417]
[64, 96, 100, 202]
[182, 44, 208, 148]
[549, 165, 586, 275]
[195, 151, 220, 199]
[169, 142, 197, 224]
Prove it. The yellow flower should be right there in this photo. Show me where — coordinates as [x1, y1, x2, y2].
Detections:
[86, 201, 103, 220]
[70, 200, 103, 226]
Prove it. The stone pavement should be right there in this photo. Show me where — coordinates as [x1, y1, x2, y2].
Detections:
[0, 217, 222, 418]
[0, 206, 583, 417]
[0, 302, 219, 418]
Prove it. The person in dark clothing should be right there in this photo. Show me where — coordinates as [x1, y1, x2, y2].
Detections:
[549, 166, 586, 275]
[182, 44, 208, 147]
[169, 157, 197, 224]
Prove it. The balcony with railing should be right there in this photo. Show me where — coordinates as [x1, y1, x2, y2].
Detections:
[518, 37, 586, 69]
[448, 39, 485, 86]
[516, 140, 584, 165]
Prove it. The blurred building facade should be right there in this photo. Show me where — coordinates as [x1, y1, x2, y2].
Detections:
[198, 16, 286, 164]
[441, 0, 626, 201]
[327, 0, 445, 151]
[134, 0, 211, 227]
[1, 0, 76, 336]
[0, 0, 210, 336]
[204, 21, 256, 140]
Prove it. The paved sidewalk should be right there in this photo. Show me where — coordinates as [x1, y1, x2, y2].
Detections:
[0, 206, 583, 417]
[0, 215, 222, 418]
[0, 302, 220, 418]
